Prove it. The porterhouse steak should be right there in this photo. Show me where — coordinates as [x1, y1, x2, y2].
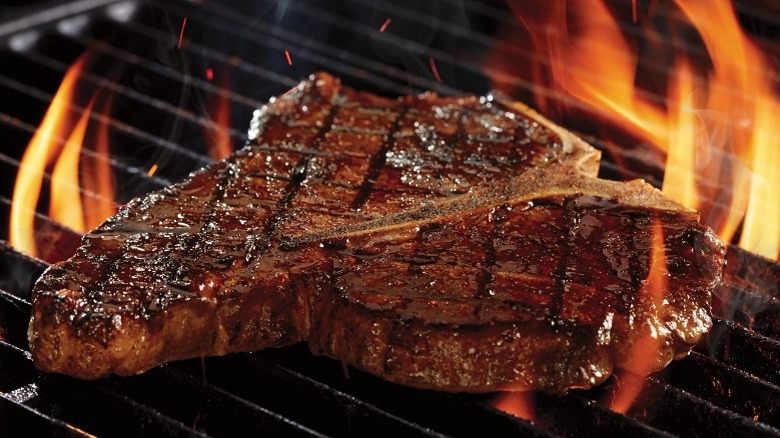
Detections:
[29, 72, 725, 392]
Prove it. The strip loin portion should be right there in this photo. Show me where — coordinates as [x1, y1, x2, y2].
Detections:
[29, 73, 724, 392]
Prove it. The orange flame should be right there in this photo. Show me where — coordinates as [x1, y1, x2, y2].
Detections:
[499, 0, 780, 260]
[49, 101, 93, 232]
[80, 96, 116, 230]
[508, 0, 669, 149]
[205, 73, 234, 161]
[10, 57, 85, 257]
[10, 56, 116, 258]
[740, 97, 780, 259]
[661, 59, 698, 210]
[672, 0, 778, 259]
[606, 222, 667, 413]
[379, 17, 392, 33]
[177, 17, 187, 49]
[492, 391, 537, 423]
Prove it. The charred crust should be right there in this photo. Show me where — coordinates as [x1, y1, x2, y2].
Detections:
[29, 72, 724, 392]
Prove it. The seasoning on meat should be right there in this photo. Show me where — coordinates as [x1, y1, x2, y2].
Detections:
[28, 72, 725, 392]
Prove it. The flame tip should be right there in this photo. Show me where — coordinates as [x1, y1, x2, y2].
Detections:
[498, 0, 779, 260]
[10, 55, 116, 258]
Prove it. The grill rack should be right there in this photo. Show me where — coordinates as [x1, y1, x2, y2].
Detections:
[1, 0, 779, 436]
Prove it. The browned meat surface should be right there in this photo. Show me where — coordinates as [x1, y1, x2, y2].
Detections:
[28, 72, 725, 392]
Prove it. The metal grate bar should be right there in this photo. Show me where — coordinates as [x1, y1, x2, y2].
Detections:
[715, 283, 780, 340]
[0, 393, 88, 437]
[169, 353, 454, 437]
[707, 319, 780, 387]
[102, 14, 319, 92]
[291, 0, 758, 181]
[250, 347, 553, 437]
[0, 342, 35, 392]
[119, 11, 415, 98]
[5, 4, 726, 213]
[257, 351, 546, 437]
[0, 285, 322, 437]
[99, 366, 327, 438]
[343, 0, 698, 92]
[24, 378, 209, 437]
[2, 1, 780, 435]
[0, 73, 211, 167]
[112, 8, 301, 90]
[0, 147, 150, 218]
[0, 79, 205, 187]
[450, 0, 780, 73]
[725, 246, 780, 299]
[0, 288, 35, 353]
[0, 242, 49, 300]
[0, 195, 83, 266]
[283, 1, 666, 108]
[0, 0, 120, 40]
[665, 351, 780, 428]
[157, 366, 328, 438]
[19, 49, 247, 139]
[531, 392, 673, 437]
[169, 1, 459, 96]
[76, 37, 269, 109]
[0, 112, 172, 189]
[626, 376, 780, 436]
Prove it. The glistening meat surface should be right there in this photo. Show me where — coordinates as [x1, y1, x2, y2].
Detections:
[28, 72, 725, 392]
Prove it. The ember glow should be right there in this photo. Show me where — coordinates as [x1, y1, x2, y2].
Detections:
[177, 17, 187, 49]
[492, 391, 536, 423]
[9, 56, 116, 258]
[429, 57, 442, 83]
[284, 50, 293, 66]
[379, 17, 392, 33]
[204, 73, 234, 161]
[497, 0, 780, 260]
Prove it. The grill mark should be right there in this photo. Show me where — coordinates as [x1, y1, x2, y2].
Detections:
[350, 105, 409, 211]
[245, 95, 342, 261]
[80, 236, 132, 301]
[164, 162, 235, 292]
[159, 104, 288, 294]
[554, 197, 581, 322]
[84, 168, 232, 304]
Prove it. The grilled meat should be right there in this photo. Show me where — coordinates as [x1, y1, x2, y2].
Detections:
[29, 72, 725, 392]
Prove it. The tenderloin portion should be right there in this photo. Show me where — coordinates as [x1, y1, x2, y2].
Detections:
[28, 72, 724, 391]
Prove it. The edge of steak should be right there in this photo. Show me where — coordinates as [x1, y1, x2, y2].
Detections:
[28, 72, 725, 392]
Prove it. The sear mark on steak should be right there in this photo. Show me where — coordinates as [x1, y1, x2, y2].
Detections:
[28, 72, 725, 392]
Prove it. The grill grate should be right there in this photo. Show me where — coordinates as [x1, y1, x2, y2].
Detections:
[1, 0, 780, 436]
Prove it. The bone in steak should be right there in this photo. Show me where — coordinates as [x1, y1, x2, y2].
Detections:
[28, 72, 725, 392]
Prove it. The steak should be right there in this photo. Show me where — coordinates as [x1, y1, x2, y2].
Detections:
[28, 72, 725, 392]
